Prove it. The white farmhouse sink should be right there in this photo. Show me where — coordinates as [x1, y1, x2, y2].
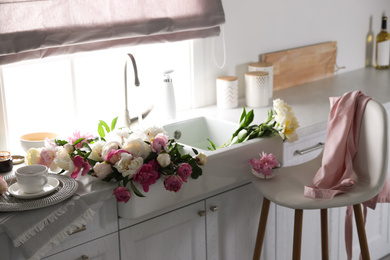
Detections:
[163, 116, 238, 151]
[118, 116, 283, 219]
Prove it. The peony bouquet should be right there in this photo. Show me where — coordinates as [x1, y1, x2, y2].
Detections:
[25, 118, 207, 203]
[208, 99, 299, 150]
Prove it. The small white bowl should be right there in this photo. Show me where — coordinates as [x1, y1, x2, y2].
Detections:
[20, 132, 58, 152]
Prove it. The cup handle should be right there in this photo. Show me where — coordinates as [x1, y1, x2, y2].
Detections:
[41, 175, 48, 186]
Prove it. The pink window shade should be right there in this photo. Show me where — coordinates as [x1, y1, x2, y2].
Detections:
[0, 0, 225, 65]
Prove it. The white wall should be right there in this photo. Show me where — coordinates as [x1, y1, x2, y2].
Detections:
[193, 0, 390, 108]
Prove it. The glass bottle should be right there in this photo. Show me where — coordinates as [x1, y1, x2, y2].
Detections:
[375, 15, 390, 69]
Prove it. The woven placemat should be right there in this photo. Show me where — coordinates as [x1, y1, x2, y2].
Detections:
[0, 174, 78, 212]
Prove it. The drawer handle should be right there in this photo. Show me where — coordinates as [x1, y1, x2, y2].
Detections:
[210, 206, 218, 212]
[69, 225, 87, 235]
[295, 142, 325, 155]
[81, 255, 90, 260]
[198, 210, 206, 217]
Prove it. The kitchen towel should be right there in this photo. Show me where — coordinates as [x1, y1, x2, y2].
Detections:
[304, 91, 371, 198]
[0, 195, 94, 260]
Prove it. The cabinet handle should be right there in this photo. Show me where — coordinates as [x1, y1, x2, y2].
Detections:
[81, 255, 90, 260]
[210, 206, 218, 212]
[198, 210, 206, 217]
[69, 225, 87, 235]
[295, 142, 324, 155]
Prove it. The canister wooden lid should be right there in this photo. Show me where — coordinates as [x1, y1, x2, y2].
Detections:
[217, 76, 238, 81]
[248, 62, 273, 68]
[245, 71, 269, 77]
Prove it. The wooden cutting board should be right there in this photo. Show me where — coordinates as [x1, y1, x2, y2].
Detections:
[260, 41, 337, 91]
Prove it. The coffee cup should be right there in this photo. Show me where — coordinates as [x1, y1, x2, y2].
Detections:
[15, 165, 49, 194]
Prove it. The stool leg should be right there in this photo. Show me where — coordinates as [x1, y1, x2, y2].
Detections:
[253, 197, 271, 260]
[292, 209, 303, 260]
[353, 204, 370, 260]
[320, 209, 329, 260]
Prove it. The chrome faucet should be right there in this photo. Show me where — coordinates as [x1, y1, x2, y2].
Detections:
[122, 53, 153, 128]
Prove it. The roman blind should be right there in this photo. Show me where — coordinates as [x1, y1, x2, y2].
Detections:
[0, 0, 225, 65]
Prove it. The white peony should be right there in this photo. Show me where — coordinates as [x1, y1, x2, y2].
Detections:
[273, 99, 299, 142]
[54, 147, 75, 172]
[123, 138, 151, 159]
[25, 148, 41, 165]
[88, 141, 106, 161]
[157, 153, 171, 167]
[94, 162, 113, 180]
[195, 153, 208, 166]
[114, 153, 144, 179]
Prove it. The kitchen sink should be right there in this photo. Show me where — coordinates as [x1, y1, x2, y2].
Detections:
[163, 116, 238, 151]
[118, 116, 283, 219]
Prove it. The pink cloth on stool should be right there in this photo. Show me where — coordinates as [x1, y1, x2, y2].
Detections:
[304, 91, 371, 198]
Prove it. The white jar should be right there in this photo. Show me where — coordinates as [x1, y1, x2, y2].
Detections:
[216, 76, 238, 109]
[248, 62, 274, 92]
[245, 71, 270, 107]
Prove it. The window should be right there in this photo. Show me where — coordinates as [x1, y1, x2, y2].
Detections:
[0, 40, 192, 154]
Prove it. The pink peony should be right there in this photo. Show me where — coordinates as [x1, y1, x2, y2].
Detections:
[68, 130, 94, 149]
[71, 155, 92, 179]
[249, 152, 279, 176]
[150, 133, 168, 153]
[177, 163, 192, 183]
[133, 164, 160, 192]
[38, 147, 57, 168]
[113, 186, 131, 203]
[105, 149, 131, 164]
[148, 159, 160, 172]
[164, 175, 183, 192]
[0, 176, 8, 195]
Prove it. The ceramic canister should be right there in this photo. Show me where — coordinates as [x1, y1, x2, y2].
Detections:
[216, 76, 238, 109]
[245, 71, 270, 107]
[248, 62, 274, 91]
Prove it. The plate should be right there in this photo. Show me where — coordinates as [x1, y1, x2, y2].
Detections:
[8, 177, 60, 199]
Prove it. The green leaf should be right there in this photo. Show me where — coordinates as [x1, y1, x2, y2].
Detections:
[243, 109, 254, 127]
[55, 139, 68, 146]
[130, 181, 146, 197]
[192, 148, 199, 155]
[189, 160, 202, 179]
[207, 139, 216, 151]
[239, 107, 247, 124]
[111, 117, 118, 131]
[73, 138, 85, 146]
[99, 120, 110, 133]
[98, 123, 105, 138]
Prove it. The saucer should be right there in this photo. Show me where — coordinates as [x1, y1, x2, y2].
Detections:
[8, 177, 60, 199]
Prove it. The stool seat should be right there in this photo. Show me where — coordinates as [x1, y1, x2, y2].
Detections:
[251, 154, 383, 210]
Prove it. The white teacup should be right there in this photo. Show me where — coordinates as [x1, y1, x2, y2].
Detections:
[15, 165, 49, 194]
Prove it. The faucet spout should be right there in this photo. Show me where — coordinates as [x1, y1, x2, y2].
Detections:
[125, 53, 140, 87]
[122, 53, 153, 128]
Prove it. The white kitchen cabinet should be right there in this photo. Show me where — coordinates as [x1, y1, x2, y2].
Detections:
[119, 183, 272, 260]
[120, 201, 207, 260]
[206, 184, 274, 260]
[43, 232, 120, 260]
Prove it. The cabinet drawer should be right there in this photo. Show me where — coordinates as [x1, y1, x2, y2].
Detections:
[283, 129, 326, 166]
[43, 232, 120, 260]
[48, 197, 118, 255]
